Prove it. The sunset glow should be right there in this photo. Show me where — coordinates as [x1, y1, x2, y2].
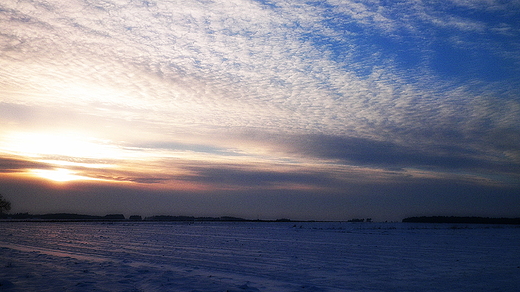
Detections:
[30, 168, 92, 183]
[1, 132, 123, 160]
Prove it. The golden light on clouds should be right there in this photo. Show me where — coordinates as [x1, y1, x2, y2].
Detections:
[2, 132, 122, 159]
[29, 168, 94, 183]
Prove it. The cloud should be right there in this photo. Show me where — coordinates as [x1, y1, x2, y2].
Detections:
[0, 156, 52, 173]
[181, 164, 337, 190]
[2, 0, 518, 142]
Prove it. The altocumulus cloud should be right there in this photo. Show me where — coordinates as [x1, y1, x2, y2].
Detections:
[0, 0, 519, 220]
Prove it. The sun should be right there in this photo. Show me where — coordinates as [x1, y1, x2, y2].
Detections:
[1, 131, 127, 183]
[31, 168, 90, 182]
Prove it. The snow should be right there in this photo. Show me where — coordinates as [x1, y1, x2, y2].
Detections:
[0, 221, 519, 291]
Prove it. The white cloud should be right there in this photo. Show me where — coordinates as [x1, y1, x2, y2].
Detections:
[1, 0, 519, 183]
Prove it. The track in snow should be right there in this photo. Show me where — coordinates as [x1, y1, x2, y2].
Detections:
[0, 221, 519, 291]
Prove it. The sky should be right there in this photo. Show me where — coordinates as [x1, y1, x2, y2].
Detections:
[1, 0, 519, 221]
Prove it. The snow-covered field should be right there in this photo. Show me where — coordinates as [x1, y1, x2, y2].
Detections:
[0, 221, 519, 292]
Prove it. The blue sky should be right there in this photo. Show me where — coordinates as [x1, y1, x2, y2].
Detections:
[0, 0, 519, 220]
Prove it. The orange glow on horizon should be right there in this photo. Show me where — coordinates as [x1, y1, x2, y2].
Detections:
[1, 132, 124, 160]
[29, 168, 96, 182]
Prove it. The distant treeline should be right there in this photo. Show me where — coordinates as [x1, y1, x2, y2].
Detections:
[144, 215, 248, 222]
[402, 216, 520, 225]
[0, 213, 261, 222]
[0, 213, 127, 221]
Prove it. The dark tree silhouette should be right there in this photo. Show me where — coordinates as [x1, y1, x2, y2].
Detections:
[0, 194, 11, 214]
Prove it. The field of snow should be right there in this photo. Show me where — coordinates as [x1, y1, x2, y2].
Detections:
[0, 221, 519, 291]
